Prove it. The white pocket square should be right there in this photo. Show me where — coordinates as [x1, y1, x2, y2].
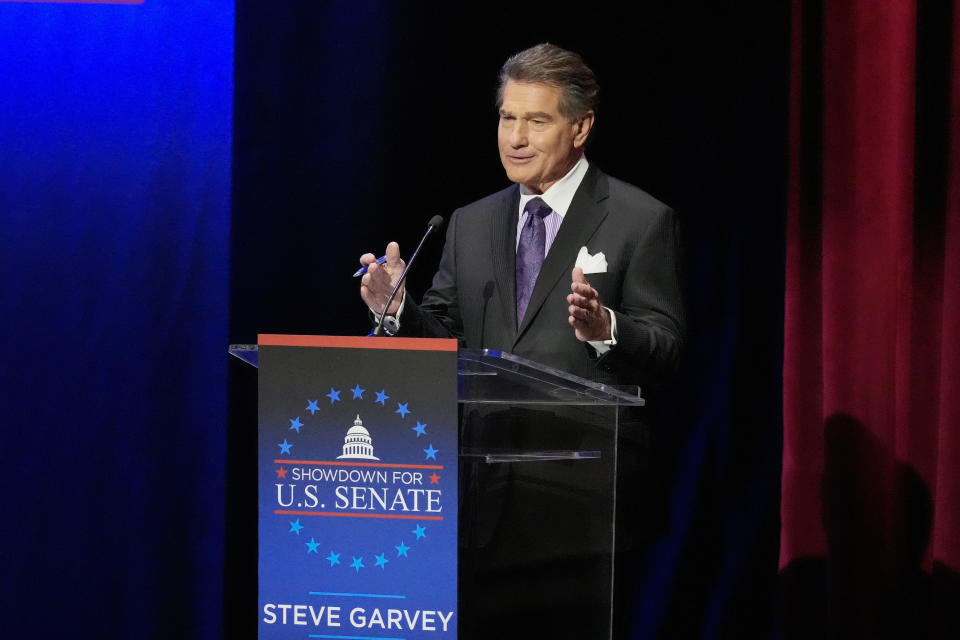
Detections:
[575, 246, 607, 274]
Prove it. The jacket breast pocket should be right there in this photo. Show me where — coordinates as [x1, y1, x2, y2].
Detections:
[583, 272, 618, 307]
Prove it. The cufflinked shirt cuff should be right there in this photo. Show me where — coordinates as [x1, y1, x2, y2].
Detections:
[367, 289, 407, 328]
[588, 307, 618, 354]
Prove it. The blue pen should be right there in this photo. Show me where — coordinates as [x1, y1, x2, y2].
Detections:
[352, 255, 387, 277]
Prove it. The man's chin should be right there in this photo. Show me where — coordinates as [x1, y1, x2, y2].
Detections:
[501, 166, 536, 187]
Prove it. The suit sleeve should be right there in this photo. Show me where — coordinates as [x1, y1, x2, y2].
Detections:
[596, 205, 685, 383]
[396, 208, 466, 343]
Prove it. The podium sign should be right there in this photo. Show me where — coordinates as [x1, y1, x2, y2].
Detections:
[257, 335, 459, 639]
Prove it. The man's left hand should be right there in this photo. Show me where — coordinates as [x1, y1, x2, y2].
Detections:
[567, 267, 612, 342]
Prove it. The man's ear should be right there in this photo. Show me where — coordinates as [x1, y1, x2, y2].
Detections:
[573, 110, 595, 149]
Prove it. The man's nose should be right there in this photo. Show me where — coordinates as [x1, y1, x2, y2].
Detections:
[509, 121, 528, 147]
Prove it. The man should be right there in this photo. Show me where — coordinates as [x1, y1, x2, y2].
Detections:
[359, 43, 684, 637]
[360, 43, 684, 390]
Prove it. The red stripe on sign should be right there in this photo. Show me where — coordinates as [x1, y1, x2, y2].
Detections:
[275, 459, 442, 470]
[258, 334, 457, 351]
[275, 510, 443, 521]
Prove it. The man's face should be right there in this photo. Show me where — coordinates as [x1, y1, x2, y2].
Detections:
[498, 80, 592, 194]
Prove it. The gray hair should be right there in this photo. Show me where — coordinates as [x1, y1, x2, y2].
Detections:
[497, 43, 600, 122]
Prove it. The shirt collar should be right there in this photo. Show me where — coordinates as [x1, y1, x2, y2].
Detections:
[518, 156, 590, 219]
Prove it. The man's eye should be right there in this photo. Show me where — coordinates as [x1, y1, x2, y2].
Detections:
[532, 120, 545, 126]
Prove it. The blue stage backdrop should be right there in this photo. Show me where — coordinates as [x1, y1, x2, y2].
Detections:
[0, 2, 232, 638]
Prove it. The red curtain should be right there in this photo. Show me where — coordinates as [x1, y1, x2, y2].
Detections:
[781, 0, 960, 636]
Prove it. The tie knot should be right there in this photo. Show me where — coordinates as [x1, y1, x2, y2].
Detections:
[524, 197, 552, 219]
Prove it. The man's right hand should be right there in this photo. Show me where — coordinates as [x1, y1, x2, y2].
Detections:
[359, 241, 405, 316]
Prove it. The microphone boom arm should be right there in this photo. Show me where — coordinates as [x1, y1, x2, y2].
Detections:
[374, 215, 444, 336]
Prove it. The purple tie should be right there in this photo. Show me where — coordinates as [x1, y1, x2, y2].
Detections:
[516, 197, 552, 325]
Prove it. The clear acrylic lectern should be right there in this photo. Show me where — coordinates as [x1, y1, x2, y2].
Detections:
[230, 344, 644, 640]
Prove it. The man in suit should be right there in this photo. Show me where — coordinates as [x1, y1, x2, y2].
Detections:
[359, 43, 684, 389]
[359, 43, 684, 637]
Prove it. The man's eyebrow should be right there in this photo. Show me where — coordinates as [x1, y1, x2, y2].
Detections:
[498, 108, 554, 120]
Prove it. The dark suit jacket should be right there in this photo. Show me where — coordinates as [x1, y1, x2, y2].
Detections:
[400, 164, 685, 389]
[400, 166, 682, 636]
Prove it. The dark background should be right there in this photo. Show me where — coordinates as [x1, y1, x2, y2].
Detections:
[0, 1, 788, 638]
[230, 2, 787, 638]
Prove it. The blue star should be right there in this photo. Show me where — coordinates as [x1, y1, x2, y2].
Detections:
[326, 551, 341, 566]
[289, 519, 304, 535]
[289, 416, 303, 433]
[374, 553, 389, 569]
[278, 439, 292, 455]
[411, 524, 426, 540]
[306, 538, 320, 553]
[395, 402, 410, 418]
[395, 541, 410, 557]
[375, 389, 389, 405]
[326, 388, 341, 404]
[412, 421, 427, 437]
[306, 400, 320, 415]
[423, 444, 438, 460]
[350, 384, 365, 399]
[350, 556, 365, 572]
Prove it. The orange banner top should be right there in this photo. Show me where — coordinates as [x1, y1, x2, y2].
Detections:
[257, 334, 458, 352]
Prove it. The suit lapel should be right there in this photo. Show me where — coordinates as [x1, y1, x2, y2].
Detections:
[491, 186, 520, 336]
[514, 166, 610, 343]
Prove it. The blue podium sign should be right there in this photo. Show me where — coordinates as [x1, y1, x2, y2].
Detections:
[257, 335, 459, 640]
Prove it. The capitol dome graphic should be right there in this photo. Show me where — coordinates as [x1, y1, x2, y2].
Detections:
[336, 414, 380, 460]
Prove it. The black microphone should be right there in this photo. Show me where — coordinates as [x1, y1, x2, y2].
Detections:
[374, 215, 445, 336]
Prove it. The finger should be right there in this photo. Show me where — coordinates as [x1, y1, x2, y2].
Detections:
[570, 281, 597, 299]
[569, 286, 601, 306]
[360, 252, 377, 266]
[568, 293, 593, 309]
[367, 261, 392, 281]
[360, 284, 381, 309]
[385, 241, 402, 266]
[568, 304, 595, 321]
[568, 312, 591, 333]
[360, 276, 382, 298]
[364, 264, 390, 291]
[572, 266, 588, 285]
